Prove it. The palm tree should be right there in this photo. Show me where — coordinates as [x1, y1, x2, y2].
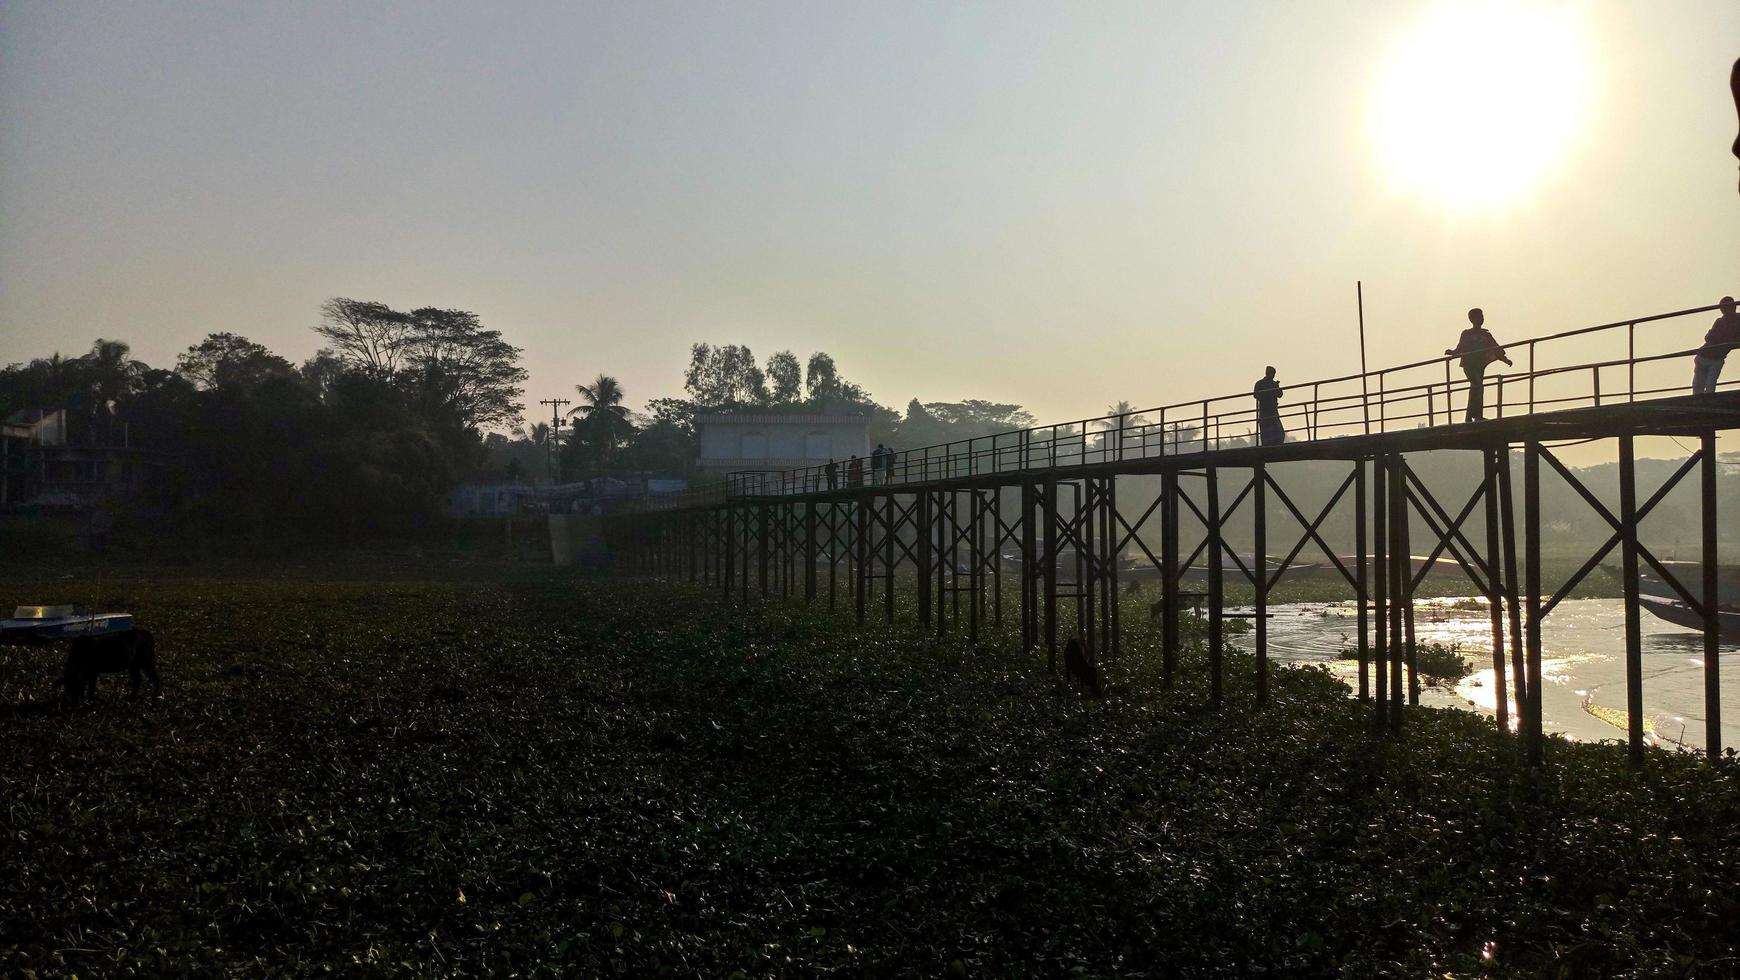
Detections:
[1099, 400, 1149, 429]
[1095, 400, 1151, 456]
[514, 421, 551, 447]
[569, 375, 635, 487]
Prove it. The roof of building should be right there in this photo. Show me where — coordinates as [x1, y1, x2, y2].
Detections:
[695, 413, 869, 425]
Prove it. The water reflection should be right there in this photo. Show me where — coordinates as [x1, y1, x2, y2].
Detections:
[1228, 597, 1740, 751]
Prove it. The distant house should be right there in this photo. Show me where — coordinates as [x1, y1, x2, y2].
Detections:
[447, 476, 691, 518]
[695, 412, 870, 477]
[446, 481, 536, 518]
[2, 409, 162, 511]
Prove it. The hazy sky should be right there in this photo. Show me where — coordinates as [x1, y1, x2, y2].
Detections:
[3, 1, 1737, 431]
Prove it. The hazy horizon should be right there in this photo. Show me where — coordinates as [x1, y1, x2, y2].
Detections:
[3, 1, 1737, 433]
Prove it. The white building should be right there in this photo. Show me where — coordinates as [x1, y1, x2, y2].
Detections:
[696, 412, 871, 474]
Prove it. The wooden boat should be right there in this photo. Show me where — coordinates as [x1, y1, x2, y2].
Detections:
[1636, 595, 1740, 642]
[0, 605, 134, 644]
[1639, 562, 1740, 606]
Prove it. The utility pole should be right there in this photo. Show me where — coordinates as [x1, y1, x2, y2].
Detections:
[1357, 281, 1371, 435]
[538, 398, 570, 484]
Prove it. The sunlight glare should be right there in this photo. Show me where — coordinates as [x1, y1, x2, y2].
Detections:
[1369, 2, 1592, 211]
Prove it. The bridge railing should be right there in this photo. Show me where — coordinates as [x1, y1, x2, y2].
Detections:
[638, 302, 1727, 509]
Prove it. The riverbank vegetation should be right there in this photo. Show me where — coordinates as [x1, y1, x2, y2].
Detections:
[2, 568, 1736, 976]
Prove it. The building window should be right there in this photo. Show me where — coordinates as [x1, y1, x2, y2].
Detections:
[741, 431, 767, 459]
[805, 431, 831, 459]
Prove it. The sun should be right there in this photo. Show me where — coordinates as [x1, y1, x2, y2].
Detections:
[1369, 2, 1592, 211]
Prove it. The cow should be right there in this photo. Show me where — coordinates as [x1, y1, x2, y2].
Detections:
[63, 628, 159, 705]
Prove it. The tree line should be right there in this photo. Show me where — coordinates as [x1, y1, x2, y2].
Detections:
[504, 342, 1052, 487]
[4, 310, 1110, 534]
[0, 299, 525, 539]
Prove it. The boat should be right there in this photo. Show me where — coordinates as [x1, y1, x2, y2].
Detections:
[0, 605, 134, 644]
[1636, 595, 1740, 642]
[1639, 562, 1740, 606]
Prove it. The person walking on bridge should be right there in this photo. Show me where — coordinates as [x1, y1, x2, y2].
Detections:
[825, 458, 839, 490]
[1446, 308, 1512, 422]
[1692, 296, 1740, 395]
[1252, 367, 1286, 446]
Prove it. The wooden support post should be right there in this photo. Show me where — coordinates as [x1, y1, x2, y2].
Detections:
[828, 503, 839, 611]
[1373, 454, 1389, 730]
[804, 502, 817, 603]
[938, 491, 951, 637]
[855, 496, 869, 625]
[1702, 431, 1721, 760]
[1388, 455, 1405, 731]
[1482, 449, 1512, 735]
[992, 486, 1004, 627]
[884, 493, 896, 622]
[687, 514, 698, 584]
[1254, 462, 1268, 703]
[758, 504, 770, 599]
[723, 507, 736, 598]
[917, 491, 933, 627]
[1499, 451, 1528, 721]
[1355, 459, 1370, 701]
[1161, 470, 1180, 686]
[1082, 481, 1097, 660]
[969, 489, 983, 644]
[1021, 482, 1036, 649]
[1524, 439, 1544, 766]
[1044, 475, 1059, 670]
[1401, 463, 1418, 707]
[1618, 434, 1644, 769]
[1107, 476, 1120, 660]
[1208, 465, 1224, 706]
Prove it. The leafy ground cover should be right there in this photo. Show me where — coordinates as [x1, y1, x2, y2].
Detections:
[2, 568, 1736, 977]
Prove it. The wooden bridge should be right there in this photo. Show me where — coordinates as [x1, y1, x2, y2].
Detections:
[605, 303, 1739, 768]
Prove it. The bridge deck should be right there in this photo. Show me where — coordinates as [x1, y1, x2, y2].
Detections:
[706, 390, 1740, 506]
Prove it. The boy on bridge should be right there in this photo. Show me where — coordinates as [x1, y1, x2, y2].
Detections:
[1446, 308, 1512, 422]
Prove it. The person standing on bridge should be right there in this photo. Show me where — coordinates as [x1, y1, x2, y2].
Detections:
[1446, 308, 1512, 422]
[847, 454, 864, 488]
[1252, 367, 1286, 446]
[1692, 296, 1740, 394]
[825, 458, 839, 490]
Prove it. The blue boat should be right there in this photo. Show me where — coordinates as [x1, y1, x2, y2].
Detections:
[0, 605, 135, 644]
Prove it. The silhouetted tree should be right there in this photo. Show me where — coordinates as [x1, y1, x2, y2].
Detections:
[684, 344, 769, 406]
[766, 350, 802, 404]
[402, 307, 527, 431]
[177, 333, 298, 390]
[316, 298, 412, 379]
[570, 374, 635, 484]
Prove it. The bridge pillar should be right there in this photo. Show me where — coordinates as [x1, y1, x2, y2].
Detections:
[1161, 470, 1179, 686]
[880, 493, 894, 622]
[1387, 454, 1405, 731]
[757, 504, 770, 599]
[1499, 447, 1527, 721]
[1253, 462, 1267, 702]
[854, 494, 869, 625]
[1619, 434, 1644, 769]
[1372, 454, 1389, 731]
[804, 502, 817, 603]
[917, 490, 933, 627]
[1043, 474, 1058, 670]
[1354, 459, 1369, 702]
[1021, 481, 1037, 652]
[1702, 430, 1721, 760]
[1481, 448, 1511, 736]
[1523, 438, 1544, 766]
[1207, 465, 1223, 706]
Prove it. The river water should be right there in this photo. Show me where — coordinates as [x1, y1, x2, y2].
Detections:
[1225, 597, 1740, 752]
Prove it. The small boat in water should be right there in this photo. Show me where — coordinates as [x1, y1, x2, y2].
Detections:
[1636, 596, 1740, 641]
[0, 605, 134, 644]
